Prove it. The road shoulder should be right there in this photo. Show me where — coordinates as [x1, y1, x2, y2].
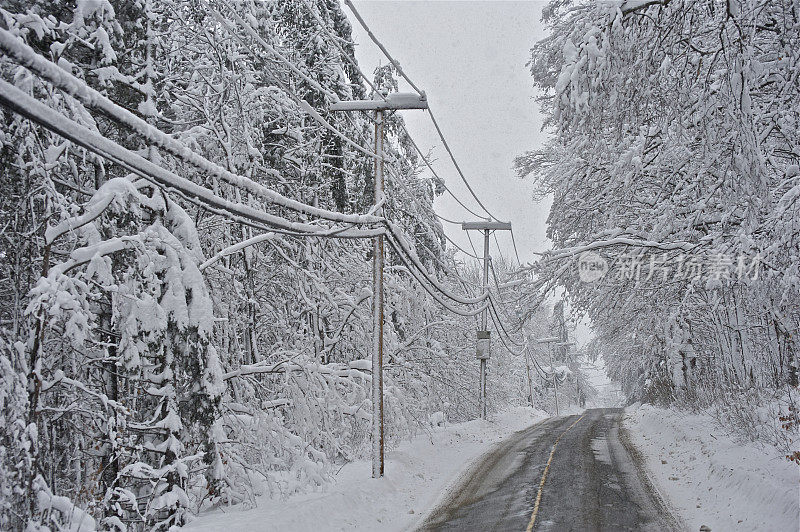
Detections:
[184, 406, 547, 532]
[618, 414, 687, 531]
[623, 404, 800, 531]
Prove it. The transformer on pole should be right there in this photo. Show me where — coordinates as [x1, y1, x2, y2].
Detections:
[461, 220, 512, 419]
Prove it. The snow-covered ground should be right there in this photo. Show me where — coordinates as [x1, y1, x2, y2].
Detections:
[624, 404, 800, 531]
[183, 407, 547, 532]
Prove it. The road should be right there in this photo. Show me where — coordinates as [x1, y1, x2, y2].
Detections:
[419, 408, 680, 531]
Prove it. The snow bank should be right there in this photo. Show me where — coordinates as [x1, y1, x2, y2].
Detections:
[183, 407, 546, 532]
[624, 404, 799, 531]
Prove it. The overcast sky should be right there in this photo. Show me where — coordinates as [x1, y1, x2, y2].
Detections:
[349, 0, 551, 266]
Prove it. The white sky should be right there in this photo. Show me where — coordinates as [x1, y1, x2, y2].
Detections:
[348, 0, 552, 266]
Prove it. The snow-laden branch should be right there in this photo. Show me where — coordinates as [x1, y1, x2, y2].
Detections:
[199, 232, 279, 271]
[620, 0, 669, 15]
[545, 235, 698, 261]
[390, 319, 469, 358]
[320, 291, 371, 355]
[41, 369, 129, 415]
[0, 28, 382, 226]
[45, 194, 114, 245]
[297, 99, 381, 160]
[0, 79, 382, 239]
[497, 279, 526, 289]
[205, 4, 381, 162]
[48, 236, 140, 277]
[44, 178, 141, 245]
[210, 0, 341, 103]
[223, 359, 373, 382]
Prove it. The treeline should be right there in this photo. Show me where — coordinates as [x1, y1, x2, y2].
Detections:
[520, 0, 799, 449]
[0, 1, 537, 530]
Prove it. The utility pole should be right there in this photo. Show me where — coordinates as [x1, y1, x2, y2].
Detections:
[553, 301, 575, 408]
[553, 340, 575, 413]
[535, 336, 560, 416]
[524, 345, 534, 407]
[549, 341, 560, 416]
[330, 92, 427, 478]
[461, 221, 511, 419]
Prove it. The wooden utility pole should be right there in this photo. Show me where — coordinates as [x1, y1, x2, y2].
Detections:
[524, 346, 534, 407]
[549, 341, 560, 416]
[330, 92, 427, 478]
[535, 336, 560, 416]
[461, 220, 511, 419]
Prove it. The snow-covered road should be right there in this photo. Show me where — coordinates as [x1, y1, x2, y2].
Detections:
[420, 408, 677, 530]
[183, 404, 798, 531]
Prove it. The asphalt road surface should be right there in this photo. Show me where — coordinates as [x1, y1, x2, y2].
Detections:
[420, 408, 681, 531]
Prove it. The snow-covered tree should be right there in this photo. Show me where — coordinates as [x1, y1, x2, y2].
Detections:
[0, 0, 535, 527]
[519, 0, 799, 449]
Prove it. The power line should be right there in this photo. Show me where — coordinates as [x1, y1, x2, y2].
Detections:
[385, 164, 482, 260]
[384, 232, 487, 317]
[343, 0, 425, 97]
[0, 81, 383, 241]
[510, 228, 523, 266]
[465, 230, 481, 259]
[305, 5, 522, 331]
[340, 0, 501, 223]
[493, 231, 507, 266]
[385, 164, 483, 261]
[384, 221, 486, 306]
[0, 29, 381, 228]
[434, 212, 462, 225]
[488, 296, 525, 348]
[427, 108, 502, 221]
[399, 123, 487, 221]
[489, 258, 511, 306]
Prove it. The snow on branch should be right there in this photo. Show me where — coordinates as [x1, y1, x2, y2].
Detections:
[48, 236, 141, 277]
[44, 178, 140, 245]
[545, 235, 698, 261]
[0, 28, 382, 226]
[199, 232, 279, 271]
[223, 359, 373, 382]
[41, 369, 129, 415]
[0, 79, 381, 238]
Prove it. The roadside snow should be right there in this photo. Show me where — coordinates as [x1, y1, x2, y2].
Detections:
[624, 404, 800, 531]
[183, 407, 547, 532]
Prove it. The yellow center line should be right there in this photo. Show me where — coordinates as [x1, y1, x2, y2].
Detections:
[525, 413, 586, 532]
